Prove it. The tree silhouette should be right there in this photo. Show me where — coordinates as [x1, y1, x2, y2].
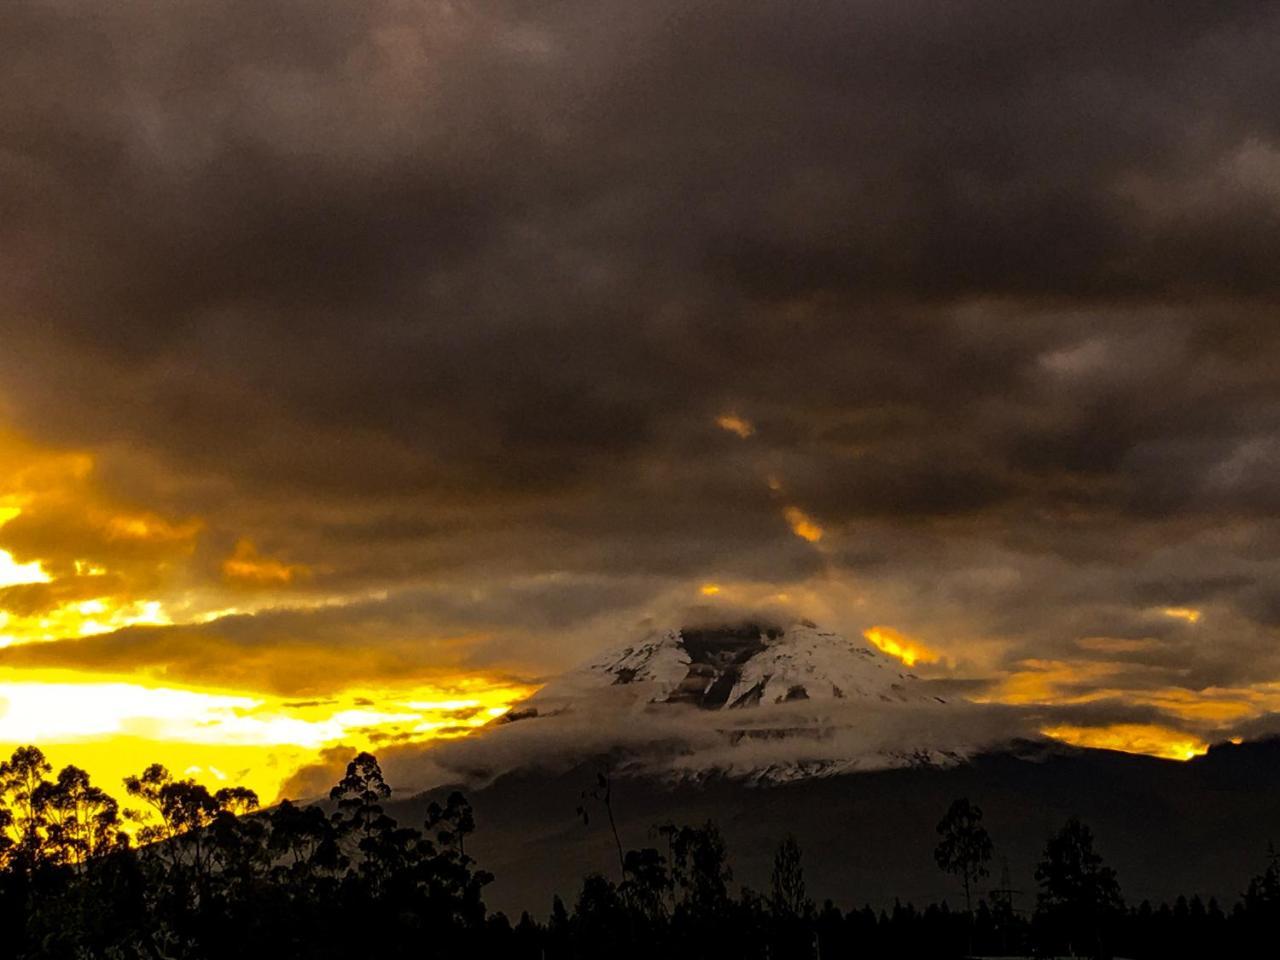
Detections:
[426, 790, 476, 859]
[329, 751, 418, 897]
[0, 745, 52, 863]
[123, 763, 239, 878]
[573, 872, 630, 954]
[620, 846, 670, 923]
[1035, 816, 1123, 959]
[268, 798, 344, 879]
[934, 795, 993, 956]
[1242, 841, 1280, 946]
[769, 835, 813, 960]
[35, 765, 122, 868]
[329, 751, 392, 838]
[0, 805, 11, 868]
[661, 821, 731, 919]
[770, 834, 811, 920]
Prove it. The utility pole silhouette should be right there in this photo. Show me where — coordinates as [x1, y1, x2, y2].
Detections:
[988, 857, 1023, 956]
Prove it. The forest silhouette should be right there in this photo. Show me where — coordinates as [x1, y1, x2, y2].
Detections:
[1, 746, 1278, 959]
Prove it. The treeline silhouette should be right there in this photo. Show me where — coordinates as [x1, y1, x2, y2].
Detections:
[0, 748, 1277, 959]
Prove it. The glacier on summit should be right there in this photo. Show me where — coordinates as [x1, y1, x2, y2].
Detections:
[395, 622, 1025, 790]
[529, 621, 945, 714]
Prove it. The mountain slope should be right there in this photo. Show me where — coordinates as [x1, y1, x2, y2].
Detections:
[384, 621, 1280, 915]
[530, 621, 941, 712]
[484, 622, 977, 783]
[399, 738, 1280, 917]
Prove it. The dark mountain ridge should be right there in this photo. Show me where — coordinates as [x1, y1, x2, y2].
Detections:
[398, 737, 1280, 917]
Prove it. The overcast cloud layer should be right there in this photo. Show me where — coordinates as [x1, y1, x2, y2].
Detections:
[3, 1, 1280, 754]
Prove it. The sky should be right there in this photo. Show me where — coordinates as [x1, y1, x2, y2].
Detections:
[2, 0, 1280, 800]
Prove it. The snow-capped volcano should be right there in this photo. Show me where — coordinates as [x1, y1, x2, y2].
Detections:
[476, 622, 995, 784]
[528, 621, 944, 714]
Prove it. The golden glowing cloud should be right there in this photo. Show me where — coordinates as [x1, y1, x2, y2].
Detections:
[222, 538, 311, 587]
[1134, 685, 1280, 724]
[699, 583, 722, 596]
[783, 505, 823, 543]
[0, 430, 93, 496]
[0, 668, 535, 802]
[977, 656, 1280, 762]
[0, 508, 50, 589]
[976, 658, 1120, 705]
[1, 503, 181, 647]
[0, 598, 173, 649]
[0, 426, 542, 801]
[1041, 723, 1208, 761]
[103, 512, 203, 545]
[0, 552, 50, 590]
[715, 412, 755, 439]
[862, 625, 935, 667]
[1162, 606, 1202, 623]
[0, 432, 209, 648]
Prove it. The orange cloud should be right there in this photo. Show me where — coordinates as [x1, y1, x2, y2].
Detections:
[0, 517, 50, 590]
[103, 512, 203, 545]
[222, 539, 311, 587]
[1041, 723, 1208, 761]
[0, 430, 93, 497]
[783, 505, 823, 543]
[0, 429, 207, 646]
[978, 658, 1122, 705]
[0, 429, 204, 588]
[862, 625, 935, 667]
[715, 412, 755, 439]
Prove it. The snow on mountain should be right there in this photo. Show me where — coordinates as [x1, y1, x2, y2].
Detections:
[469, 622, 995, 785]
[531, 621, 942, 713]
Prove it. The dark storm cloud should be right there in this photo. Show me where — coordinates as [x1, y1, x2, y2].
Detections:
[3, 1, 1280, 718]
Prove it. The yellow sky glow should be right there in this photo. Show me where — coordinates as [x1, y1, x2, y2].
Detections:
[1040, 723, 1208, 761]
[0, 507, 50, 589]
[0, 668, 533, 801]
[0, 433, 541, 801]
[0, 549, 49, 590]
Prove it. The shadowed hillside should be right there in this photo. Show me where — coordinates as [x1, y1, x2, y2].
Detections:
[404, 738, 1280, 917]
